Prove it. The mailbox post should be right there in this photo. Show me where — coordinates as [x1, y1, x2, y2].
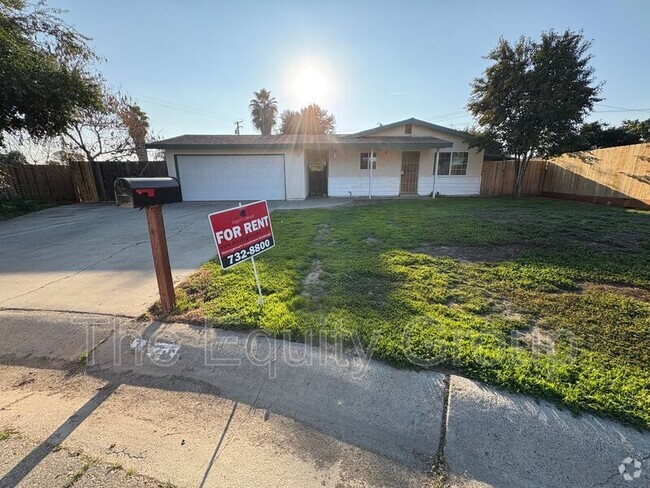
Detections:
[114, 177, 182, 313]
[145, 205, 175, 312]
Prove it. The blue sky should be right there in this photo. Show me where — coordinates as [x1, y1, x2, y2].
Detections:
[52, 0, 650, 137]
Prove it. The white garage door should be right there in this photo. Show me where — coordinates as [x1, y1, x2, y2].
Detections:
[176, 154, 286, 201]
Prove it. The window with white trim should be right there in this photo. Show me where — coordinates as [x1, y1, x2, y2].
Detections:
[436, 152, 468, 175]
[360, 152, 377, 170]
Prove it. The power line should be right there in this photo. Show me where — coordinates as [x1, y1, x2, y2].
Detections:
[425, 110, 469, 121]
[133, 94, 237, 121]
[594, 103, 650, 112]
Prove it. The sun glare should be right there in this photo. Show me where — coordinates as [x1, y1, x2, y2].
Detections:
[291, 64, 329, 105]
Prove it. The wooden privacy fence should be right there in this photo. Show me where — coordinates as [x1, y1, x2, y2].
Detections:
[94, 160, 167, 201]
[2, 160, 168, 203]
[68, 160, 168, 202]
[480, 143, 650, 208]
[480, 159, 546, 197]
[3, 164, 75, 201]
[541, 143, 650, 208]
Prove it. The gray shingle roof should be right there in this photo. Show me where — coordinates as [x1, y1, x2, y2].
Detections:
[353, 118, 471, 138]
[146, 133, 453, 150]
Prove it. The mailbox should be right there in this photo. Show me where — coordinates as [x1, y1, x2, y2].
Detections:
[114, 177, 182, 208]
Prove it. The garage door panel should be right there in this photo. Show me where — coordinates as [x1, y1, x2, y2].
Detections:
[177, 155, 285, 201]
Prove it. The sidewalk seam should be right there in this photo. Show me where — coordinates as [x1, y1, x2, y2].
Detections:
[0, 307, 137, 319]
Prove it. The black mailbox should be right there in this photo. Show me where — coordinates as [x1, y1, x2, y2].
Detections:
[114, 177, 182, 208]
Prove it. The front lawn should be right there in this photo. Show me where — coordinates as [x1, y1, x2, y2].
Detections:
[166, 198, 650, 428]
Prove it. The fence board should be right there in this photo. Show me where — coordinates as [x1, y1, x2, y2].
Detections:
[68, 159, 99, 202]
[4, 165, 75, 201]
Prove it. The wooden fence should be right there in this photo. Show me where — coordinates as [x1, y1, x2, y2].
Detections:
[480, 159, 547, 197]
[541, 143, 650, 208]
[3, 164, 75, 201]
[94, 160, 167, 201]
[480, 143, 650, 208]
[68, 159, 99, 202]
[2, 160, 167, 203]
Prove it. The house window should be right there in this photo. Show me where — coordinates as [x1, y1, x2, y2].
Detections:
[436, 153, 451, 175]
[405, 124, 413, 134]
[360, 152, 377, 170]
[451, 152, 468, 175]
[436, 152, 468, 176]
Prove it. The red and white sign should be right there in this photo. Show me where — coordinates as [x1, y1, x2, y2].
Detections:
[208, 201, 275, 269]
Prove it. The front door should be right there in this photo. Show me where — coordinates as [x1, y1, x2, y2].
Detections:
[306, 149, 328, 196]
[400, 151, 420, 193]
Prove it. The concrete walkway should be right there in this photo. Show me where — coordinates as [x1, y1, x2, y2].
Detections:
[0, 309, 648, 487]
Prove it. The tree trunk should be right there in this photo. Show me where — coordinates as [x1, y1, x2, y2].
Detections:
[135, 141, 148, 162]
[513, 155, 530, 198]
[513, 157, 521, 197]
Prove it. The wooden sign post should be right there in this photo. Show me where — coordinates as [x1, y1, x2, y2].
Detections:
[145, 205, 175, 312]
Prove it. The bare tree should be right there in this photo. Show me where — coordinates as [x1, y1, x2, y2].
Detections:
[62, 93, 135, 163]
[112, 94, 150, 161]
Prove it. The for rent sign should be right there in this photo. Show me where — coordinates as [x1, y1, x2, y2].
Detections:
[208, 200, 275, 269]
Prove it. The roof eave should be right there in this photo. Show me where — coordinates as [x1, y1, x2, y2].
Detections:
[352, 118, 470, 138]
[148, 141, 454, 151]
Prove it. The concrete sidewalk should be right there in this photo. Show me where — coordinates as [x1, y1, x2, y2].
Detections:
[0, 309, 649, 487]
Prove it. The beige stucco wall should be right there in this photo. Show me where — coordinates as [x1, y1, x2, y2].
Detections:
[164, 148, 307, 200]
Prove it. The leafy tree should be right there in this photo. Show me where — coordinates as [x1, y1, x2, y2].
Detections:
[468, 30, 601, 196]
[558, 117, 650, 152]
[249, 89, 278, 135]
[0, 150, 27, 166]
[279, 104, 336, 134]
[0, 0, 102, 144]
[621, 118, 650, 143]
[279, 110, 301, 134]
[576, 121, 639, 150]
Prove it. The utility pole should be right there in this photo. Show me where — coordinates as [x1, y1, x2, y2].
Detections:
[234, 120, 243, 135]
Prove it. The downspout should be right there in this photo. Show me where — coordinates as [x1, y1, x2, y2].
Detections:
[432, 149, 439, 199]
[369, 147, 374, 200]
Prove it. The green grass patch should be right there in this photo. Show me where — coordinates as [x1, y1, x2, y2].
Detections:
[0, 428, 19, 441]
[167, 198, 650, 428]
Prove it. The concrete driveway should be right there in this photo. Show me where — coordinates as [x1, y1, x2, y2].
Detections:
[0, 202, 286, 316]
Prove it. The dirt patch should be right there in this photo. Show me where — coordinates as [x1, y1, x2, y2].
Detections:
[314, 224, 332, 245]
[363, 237, 379, 245]
[511, 326, 557, 354]
[313, 224, 340, 246]
[492, 298, 525, 321]
[302, 259, 324, 300]
[416, 244, 525, 263]
[581, 282, 650, 302]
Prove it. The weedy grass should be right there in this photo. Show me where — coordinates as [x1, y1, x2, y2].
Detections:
[0, 198, 56, 220]
[167, 198, 650, 428]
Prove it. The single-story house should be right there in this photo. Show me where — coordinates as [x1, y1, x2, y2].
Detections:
[147, 118, 484, 201]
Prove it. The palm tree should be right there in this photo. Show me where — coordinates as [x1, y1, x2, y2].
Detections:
[249, 89, 278, 135]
